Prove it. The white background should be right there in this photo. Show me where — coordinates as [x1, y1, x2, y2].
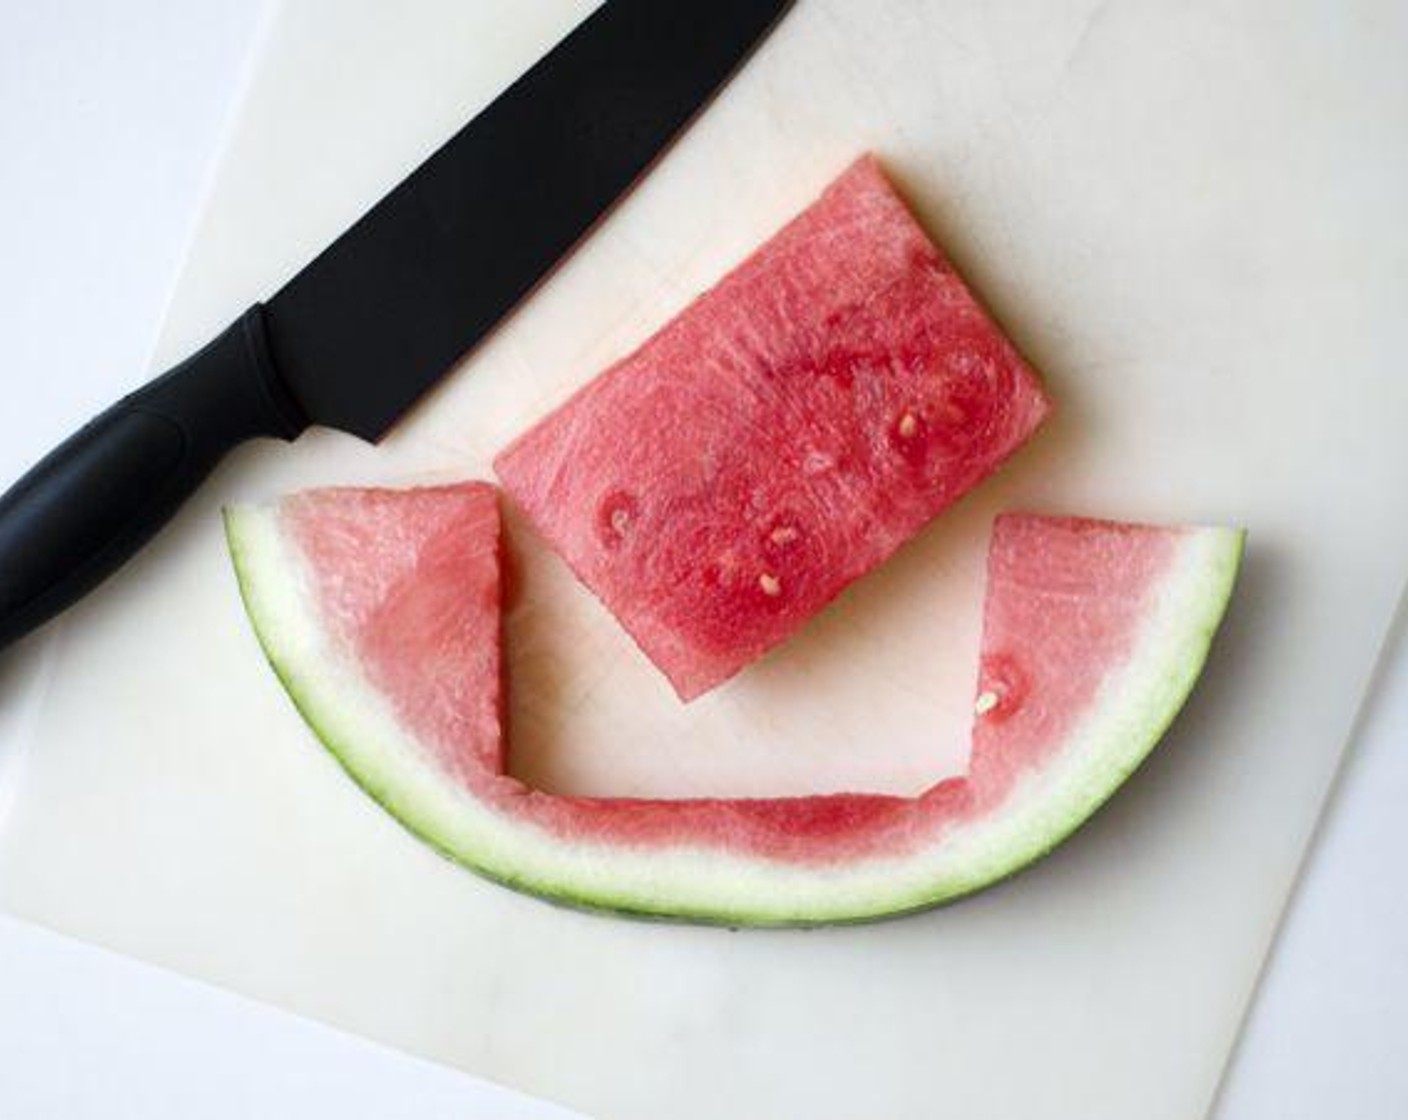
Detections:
[0, 3, 1403, 1117]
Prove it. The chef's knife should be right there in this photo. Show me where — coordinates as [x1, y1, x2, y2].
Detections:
[0, 0, 792, 651]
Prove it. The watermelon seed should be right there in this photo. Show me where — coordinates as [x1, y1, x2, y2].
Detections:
[889, 409, 930, 468]
[974, 690, 999, 716]
[769, 525, 799, 547]
[758, 572, 782, 597]
[596, 490, 640, 549]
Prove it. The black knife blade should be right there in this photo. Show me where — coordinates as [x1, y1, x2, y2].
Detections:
[0, 0, 792, 652]
[271, 0, 793, 440]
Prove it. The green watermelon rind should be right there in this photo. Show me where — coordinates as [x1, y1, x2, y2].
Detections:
[224, 505, 1243, 926]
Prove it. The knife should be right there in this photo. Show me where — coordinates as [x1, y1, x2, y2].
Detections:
[0, 0, 792, 652]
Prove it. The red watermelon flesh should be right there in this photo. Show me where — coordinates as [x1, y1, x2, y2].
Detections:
[227, 484, 1242, 923]
[282, 484, 505, 786]
[494, 155, 1052, 700]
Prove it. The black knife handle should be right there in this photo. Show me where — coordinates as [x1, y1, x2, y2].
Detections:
[0, 305, 306, 651]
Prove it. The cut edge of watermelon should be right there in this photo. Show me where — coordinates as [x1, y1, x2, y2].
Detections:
[225, 506, 1242, 925]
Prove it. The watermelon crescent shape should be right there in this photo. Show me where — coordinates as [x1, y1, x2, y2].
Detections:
[225, 484, 1241, 925]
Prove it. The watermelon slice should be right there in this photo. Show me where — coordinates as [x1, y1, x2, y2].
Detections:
[225, 485, 1242, 925]
[495, 156, 1051, 700]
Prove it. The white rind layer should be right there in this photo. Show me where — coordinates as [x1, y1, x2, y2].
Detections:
[225, 505, 1242, 925]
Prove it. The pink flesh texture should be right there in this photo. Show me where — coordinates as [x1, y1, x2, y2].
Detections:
[284, 484, 506, 786]
[286, 488, 1177, 867]
[494, 155, 1052, 701]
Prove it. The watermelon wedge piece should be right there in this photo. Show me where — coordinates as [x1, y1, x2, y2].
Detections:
[495, 156, 1051, 701]
[225, 484, 1243, 925]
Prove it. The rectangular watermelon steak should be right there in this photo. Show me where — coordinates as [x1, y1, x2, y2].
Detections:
[495, 155, 1051, 700]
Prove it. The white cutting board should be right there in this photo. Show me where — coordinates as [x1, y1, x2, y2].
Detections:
[2, 2, 1405, 1117]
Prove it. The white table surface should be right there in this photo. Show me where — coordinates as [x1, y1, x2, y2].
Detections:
[0, 4, 1402, 1117]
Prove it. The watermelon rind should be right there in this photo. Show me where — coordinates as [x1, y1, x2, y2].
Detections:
[225, 506, 1242, 925]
